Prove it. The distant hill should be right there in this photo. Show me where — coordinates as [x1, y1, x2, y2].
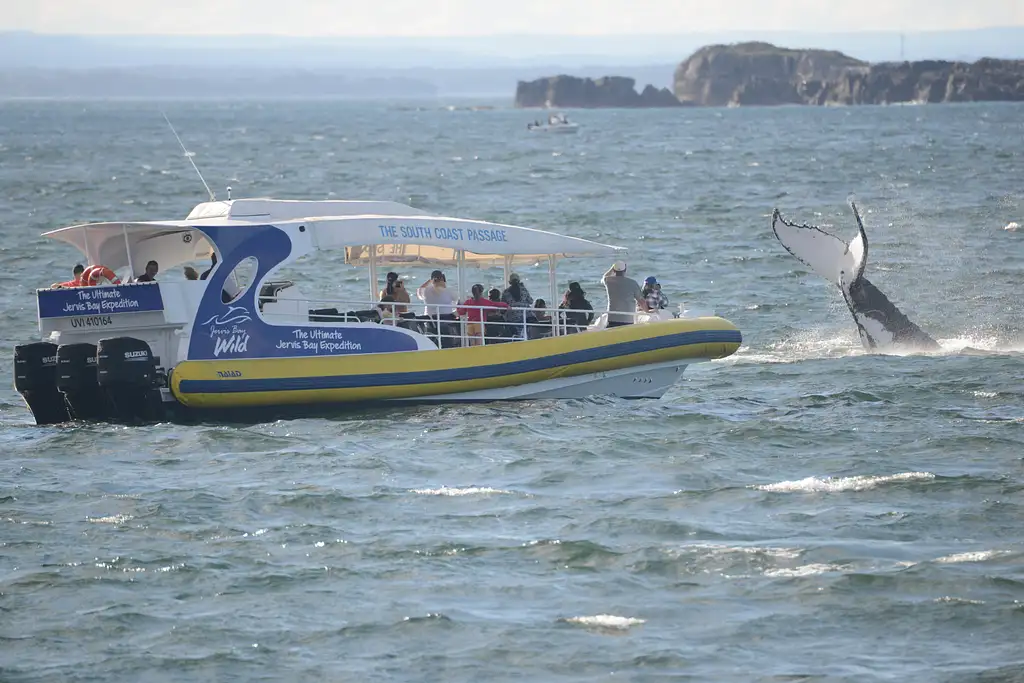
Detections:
[0, 64, 677, 99]
[2, 28, 1022, 99]
[0, 67, 440, 99]
[1, 27, 1023, 70]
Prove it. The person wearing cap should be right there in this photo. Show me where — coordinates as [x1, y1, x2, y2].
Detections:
[416, 269, 458, 318]
[500, 273, 534, 329]
[642, 276, 669, 311]
[602, 261, 649, 327]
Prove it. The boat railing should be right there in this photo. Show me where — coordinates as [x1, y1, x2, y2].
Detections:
[258, 295, 676, 349]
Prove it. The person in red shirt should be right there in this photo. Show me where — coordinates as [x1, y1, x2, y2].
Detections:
[458, 284, 506, 345]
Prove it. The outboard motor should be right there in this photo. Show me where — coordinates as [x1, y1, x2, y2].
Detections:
[13, 342, 70, 425]
[56, 342, 108, 422]
[96, 337, 163, 423]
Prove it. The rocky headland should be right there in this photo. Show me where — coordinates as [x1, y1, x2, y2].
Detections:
[674, 42, 1024, 106]
[514, 75, 682, 108]
[514, 42, 1024, 108]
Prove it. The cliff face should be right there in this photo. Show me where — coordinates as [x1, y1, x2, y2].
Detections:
[817, 58, 1024, 105]
[673, 42, 1024, 106]
[673, 42, 868, 106]
[515, 75, 682, 108]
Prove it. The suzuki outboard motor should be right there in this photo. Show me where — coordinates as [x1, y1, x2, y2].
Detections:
[56, 342, 109, 422]
[14, 342, 70, 425]
[96, 337, 162, 423]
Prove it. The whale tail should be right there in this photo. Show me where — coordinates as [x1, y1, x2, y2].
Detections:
[771, 201, 940, 353]
[771, 201, 868, 287]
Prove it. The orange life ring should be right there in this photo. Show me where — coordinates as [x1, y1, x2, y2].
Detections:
[81, 265, 121, 287]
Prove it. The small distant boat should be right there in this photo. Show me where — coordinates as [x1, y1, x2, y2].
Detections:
[527, 113, 579, 134]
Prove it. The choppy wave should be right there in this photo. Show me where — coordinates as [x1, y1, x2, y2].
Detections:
[1, 99, 1023, 682]
[755, 472, 936, 493]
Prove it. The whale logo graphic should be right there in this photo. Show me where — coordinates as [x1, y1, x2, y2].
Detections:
[201, 305, 252, 337]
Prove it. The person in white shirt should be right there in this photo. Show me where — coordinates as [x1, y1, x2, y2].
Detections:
[416, 270, 458, 319]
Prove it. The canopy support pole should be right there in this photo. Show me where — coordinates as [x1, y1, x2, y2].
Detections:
[368, 245, 379, 305]
[548, 255, 558, 336]
[456, 249, 466, 299]
[123, 223, 135, 282]
[456, 249, 466, 346]
[82, 226, 93, 266]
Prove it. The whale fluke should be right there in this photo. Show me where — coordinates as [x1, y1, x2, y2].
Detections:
[772, 202, 939, 353]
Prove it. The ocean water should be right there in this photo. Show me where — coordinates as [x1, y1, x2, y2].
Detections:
[1, 99, 1023, 682]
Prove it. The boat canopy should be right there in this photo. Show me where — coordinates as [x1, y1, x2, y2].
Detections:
[41, 199, 627, 274]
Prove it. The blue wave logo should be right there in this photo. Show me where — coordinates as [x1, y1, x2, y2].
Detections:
[201, 306, 252, 336]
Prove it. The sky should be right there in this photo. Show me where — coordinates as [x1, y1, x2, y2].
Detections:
[5, 0, 1024, 36]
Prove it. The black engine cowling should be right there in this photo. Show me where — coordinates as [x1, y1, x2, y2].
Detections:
[56, 342, 110, 421]
[96, 337, 162, 423]
[14, 341, 70, 425]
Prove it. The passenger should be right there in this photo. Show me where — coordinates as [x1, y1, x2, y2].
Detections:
[457, 284, 494, 346]
[135, 260, 159, 283]
[559, 281, 595, 332]
[199, 252, 217, 281]
[183, 266, 199, 280]
[533, 299, 551, 324]
[602, 261, 648, 327]
[642, 276, 669, 310]
[501, 273, 534, 330]
[487, 288, 508, 309]
[416, 269, 458, 320]
[379, 271, 410, 314]
[529, 298, 552, 339]
[51, 264, 86, 288]
[378, 295, 398, 326]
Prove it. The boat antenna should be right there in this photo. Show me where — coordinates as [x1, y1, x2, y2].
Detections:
[161, 110, 215, 202]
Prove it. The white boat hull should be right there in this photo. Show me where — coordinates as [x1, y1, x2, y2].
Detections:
[398, 359, 692, 401]
[529, 124, 579, 134]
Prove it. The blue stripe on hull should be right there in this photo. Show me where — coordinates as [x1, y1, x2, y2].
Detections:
[177, 329, 742, 395]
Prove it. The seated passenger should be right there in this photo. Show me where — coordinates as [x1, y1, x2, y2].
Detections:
[380, 271, 410, 314]
[500, 274, 534, 331]
[642, 276, 669, 310]
[528, 299, 552, 339]
[51, 264, 85, 288]
[487, 288, 509, 310]
[200, 253, 217, 281]
[183, 266, 199, 280]
[135, 260, 159, 283]
[559, 281, 595, 332]
[378, 296, 398, 326]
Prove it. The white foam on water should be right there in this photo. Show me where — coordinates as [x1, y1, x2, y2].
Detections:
[669, 543, 803, 561]
[755, 471, 935, 493]
[723, 330, 863, 365]
[412, 486, 515, 497]
[562, 615, 646, 630]
[934, 596, 986, 605]
[86, 514, 134, 524]
[764, 563, 844, 577]
[934, 550, 1011, 564]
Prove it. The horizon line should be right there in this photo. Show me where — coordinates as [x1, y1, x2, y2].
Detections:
[2, 25, 1023, 39]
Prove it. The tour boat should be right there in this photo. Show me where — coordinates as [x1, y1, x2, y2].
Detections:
[14, 197, 741, 425]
